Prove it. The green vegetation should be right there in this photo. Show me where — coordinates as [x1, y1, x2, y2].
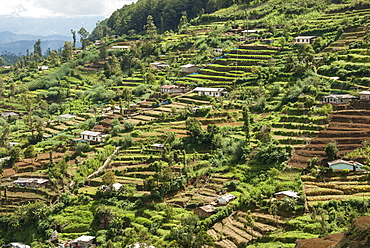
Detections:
[0, 0, 370, 247]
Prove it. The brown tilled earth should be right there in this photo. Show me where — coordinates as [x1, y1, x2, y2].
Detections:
[297, 216, 370, 248]
[289, 104, 370, 168]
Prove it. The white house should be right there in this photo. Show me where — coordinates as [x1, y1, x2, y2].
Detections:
[38, 65, 49, 71]
[9, 142, 20, 147]
[274, 190, 299, 200]
[293, 36, 317, 45]
[109, 45, 130, 50]
[150, 62, 169, 70]
[180, 64, 200, 74]
[193, 87, 227, 97]
[151, 144, 165, 150]
[217, 193, 236, 205]
[212, 48, 223, 56]
[6, 243, 30, 248]
[322, 94, 357, 105]
[0, 112, 19, 118]
[13, 178, 49, 187]
[71, 235, 95, 248]
[160, 85, 186, 94]
[241, 29, 261, 36]
[0, 156, 10, 164]
[58, 114, 77, 120]
[359, 91, 370, 100]
[80, 131, 107, 143]
[328, 159, 365, 172]
[112, 182, 123, 190]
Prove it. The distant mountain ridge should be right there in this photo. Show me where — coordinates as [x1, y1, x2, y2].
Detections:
[0, 16, 103, 36]
[0, 31, 70, 44]
[0, 15, 101, 58]
[0, 31, 75, 58]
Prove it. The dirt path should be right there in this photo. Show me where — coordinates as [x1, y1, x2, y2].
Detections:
[86, 146, 120, 180]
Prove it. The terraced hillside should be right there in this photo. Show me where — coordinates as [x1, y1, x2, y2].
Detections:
[177, 44, 280, 87]
[323, 26, 367, 52]
[208, 210, 289, 248]
[302, 173, 370, 207]
[289, 107, 370, 168]
[0, 186, 58, 216]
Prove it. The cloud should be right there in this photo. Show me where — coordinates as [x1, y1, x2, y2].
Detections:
[0, 0, 132, 18]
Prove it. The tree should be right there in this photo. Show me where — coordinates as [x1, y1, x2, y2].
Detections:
[33, 39, 42, 62]
[100, 42, 108, 60]
[122, 88, 132, 114]
[325, 142, 338, 161]
[242, 106, 251, 144]
[0, 124, 10, 147]
[185, 118, 204, 143]
[8, 147, 21, 166]
[102, 171, 116, 185]
[71, 29, 77, 48]
[24, 145, 37, 163]
[62, 41, 73, 60]
[178, 11, 188, 32]
[169, 215, 214, 248]
[144, 15, 157, 39]
[78, 27, 90, 50]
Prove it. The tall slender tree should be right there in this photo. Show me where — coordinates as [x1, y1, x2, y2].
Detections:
[78, 27, 90, 50]
[33, 39, 42, 62]
[71, 29, 77, 48]
[144, 15, 157, 39]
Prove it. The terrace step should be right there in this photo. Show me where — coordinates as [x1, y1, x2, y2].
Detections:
[207, 229, 220, 240]
[251, 212, 286, 227]
[214, 239, 237, 248]
[222, 216, 254, 241]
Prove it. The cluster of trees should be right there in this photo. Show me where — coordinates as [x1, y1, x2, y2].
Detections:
[90, 0, 238, 39]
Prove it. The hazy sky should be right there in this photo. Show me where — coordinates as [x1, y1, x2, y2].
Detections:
[1, 0, 135, 18]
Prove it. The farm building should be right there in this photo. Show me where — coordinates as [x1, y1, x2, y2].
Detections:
[322, 94, 357, 105]
[217, 193, 236, 205]
[58, 114, 77, 120]
[193, 87, 228, 97]
[189, 105, 212, 113]
[80, 131, 107, 143]
[327, 159, 365, 172]
[0, 156, 10, 163]
[71, 235, 95, 248]
[151, 144, 165, 150]
[112, 182, 123, 190]
[212, 48, 223, 55]
[5, 243, 31, 248]
[180, 64, 200, 74]
[150, 62, 169, 70]
[0, 112, 19, 118]
[128, 243, 155, 248]
[194, 204, 216, 218]
[13, 178, 49, 187]
[274, 190, 299, 200]
[94, 40, 103, 46]
[160, 85, 186, 94]
[38, 65, 49, 71]
[359, 91, 370, 100]
[9, 142, 19, 147]
[73, 50, 83, 55]
[242, 29, 261, 36]
[108, 45, 130, 50]
[293, 36, 317, 44]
